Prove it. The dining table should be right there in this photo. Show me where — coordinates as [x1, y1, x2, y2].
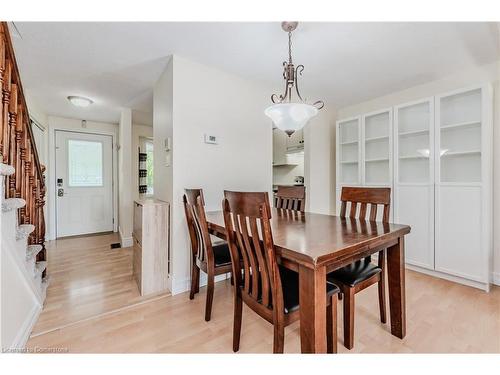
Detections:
[205, 208, 411, 353]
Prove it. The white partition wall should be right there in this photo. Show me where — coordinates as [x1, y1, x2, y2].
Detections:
[336, 84, 493, 291]
[434, 86, 492, 286]
[394, 98, 435, 270]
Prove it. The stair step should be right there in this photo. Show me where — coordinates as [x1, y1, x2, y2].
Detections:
[16, 224, 35, 240]
[0, 163, 15, 176]
[26, 244, 43, 260]
[2, 197, 26, 213]
[34, 261, 47, 276]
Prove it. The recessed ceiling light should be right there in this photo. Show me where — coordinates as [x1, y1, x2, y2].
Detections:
[67, 96, 93, 107]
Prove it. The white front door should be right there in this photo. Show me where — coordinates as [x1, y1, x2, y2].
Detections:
[55, 130, 114, 237]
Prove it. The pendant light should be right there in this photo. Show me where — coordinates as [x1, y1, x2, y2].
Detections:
[265, 22, 324, 136]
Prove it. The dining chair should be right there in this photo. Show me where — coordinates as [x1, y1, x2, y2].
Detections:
[183, 188, 233, 321]
[327, 186, 390, 349]
[274, 185, 306, 212]
[222, 190, 339, 353]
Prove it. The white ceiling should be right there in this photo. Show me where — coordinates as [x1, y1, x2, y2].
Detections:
[11, 22, 500, 125]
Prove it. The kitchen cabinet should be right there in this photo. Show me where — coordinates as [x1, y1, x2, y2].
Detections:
[272, 128, 288, 165]
[286, 128, 304, 153]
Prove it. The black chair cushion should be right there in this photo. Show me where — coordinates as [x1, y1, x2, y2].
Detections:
[327, 257, 381, 287]
[213, 242, 232, 266]
[280, 266, 339, 314]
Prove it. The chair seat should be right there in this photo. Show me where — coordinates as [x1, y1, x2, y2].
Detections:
[213, 242, 232, 266]
[280, 266, 339, 314]
[327, 257, 381, 287]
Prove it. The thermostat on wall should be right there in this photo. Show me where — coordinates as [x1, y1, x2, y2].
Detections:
[204, 134, 217, 144]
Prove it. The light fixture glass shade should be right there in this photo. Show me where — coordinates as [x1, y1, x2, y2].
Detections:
[67, 96, 93, 107]
[265, 102, 318, 136]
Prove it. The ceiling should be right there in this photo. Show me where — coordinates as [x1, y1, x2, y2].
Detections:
[11, 22, 500, 125]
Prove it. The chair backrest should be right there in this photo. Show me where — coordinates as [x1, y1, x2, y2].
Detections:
[275, 185, 306, 212]
[183, 188, 214, 266]
[222, 191, 283, 314]
[340, 187, 391, 222]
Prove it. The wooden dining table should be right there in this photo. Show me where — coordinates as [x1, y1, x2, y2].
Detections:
[205, 208, 411, 353]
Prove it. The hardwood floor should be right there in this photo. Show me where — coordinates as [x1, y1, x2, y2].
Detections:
[27, 234, 500, 353]
[30, 233, 169, 336]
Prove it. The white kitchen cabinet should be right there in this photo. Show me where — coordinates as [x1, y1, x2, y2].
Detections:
[336, 84, 493, 291]
[286, 128, 304, 153]
[272, 128, 288, 166]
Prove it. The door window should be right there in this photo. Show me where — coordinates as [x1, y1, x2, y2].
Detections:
[67, 139, 103, 187]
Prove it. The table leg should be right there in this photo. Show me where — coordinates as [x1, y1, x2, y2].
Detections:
[386, 236, 406, 339]
[299, 264, 327, 353]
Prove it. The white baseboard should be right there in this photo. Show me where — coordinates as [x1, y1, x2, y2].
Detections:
[406, 264, 490, 291]
[10, 304, 41, 350]
[492, 272, 500, 286]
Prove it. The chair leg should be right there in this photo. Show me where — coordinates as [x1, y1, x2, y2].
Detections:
[273, 321, 285, 354]
[343, 287, 355, 350]
[189, 264, 199, 300]
[327, 294, 338, 354]
[233, 294, 243, 352]
[230, 272, 234, 285]
[205, 270, 215, 322]
[378, 250, 387, 324]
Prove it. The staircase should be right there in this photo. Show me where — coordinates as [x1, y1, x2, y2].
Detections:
[1, 22, 48, 348]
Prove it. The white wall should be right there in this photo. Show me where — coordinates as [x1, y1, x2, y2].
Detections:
[118, 109, 133, 247]
[132, 124, 153, 202]
[154, 55, 273, 294]
[304, 108, 337, 214]
[46, 116, 119, 240]
[336, 61, 500, 284]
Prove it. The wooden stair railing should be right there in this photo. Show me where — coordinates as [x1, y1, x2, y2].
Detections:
[0, 22, 47, 278]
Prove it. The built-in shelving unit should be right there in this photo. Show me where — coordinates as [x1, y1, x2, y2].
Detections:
[362, 109, 392, 186]
[338, 84, 493, 291]
[336, 117, 360, 184]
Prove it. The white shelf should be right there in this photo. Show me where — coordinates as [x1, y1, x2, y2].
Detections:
[365, 158, 389, 162]
[340, 140, 358, 145]
[398, 129, 429, 137]
[441, 120, 480, 131]
[365, 135, 389, 142]
[399, 155, 428, 160]
[340, 160, 358, 164]
[441, 150, 481, 157]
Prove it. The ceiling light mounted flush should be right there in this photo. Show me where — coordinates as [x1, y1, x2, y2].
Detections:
[265, 22, 324, 137]
[67, 95, 93, 108]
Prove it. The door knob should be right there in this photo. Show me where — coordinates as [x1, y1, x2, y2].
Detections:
[57, 188, 64, 197]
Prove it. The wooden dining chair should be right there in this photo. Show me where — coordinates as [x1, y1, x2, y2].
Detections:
[327, 186, 390, 349]
[222, 190, 339, 353]
[183, 188, 233, 321]
[274, 185, 306, 212]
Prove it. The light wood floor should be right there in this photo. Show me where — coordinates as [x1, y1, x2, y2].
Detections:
[27, 234, 500, 353]
[30, 233, 168, 336]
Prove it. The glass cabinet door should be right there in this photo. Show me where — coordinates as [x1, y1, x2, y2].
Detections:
[363, 110, 391, 185]
[438, 88, 482, 183]
[396, 101, 432, 183]
[338, 118, 360, 184]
